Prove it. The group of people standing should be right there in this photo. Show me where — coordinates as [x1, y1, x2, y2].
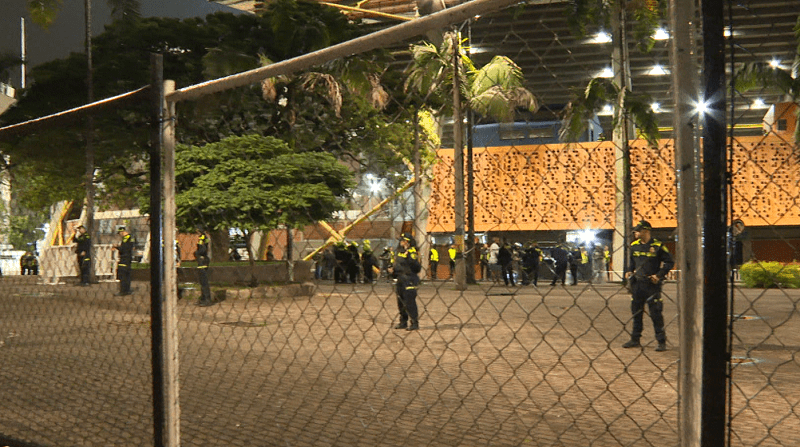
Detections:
[476, 238, 611, 287]
[316, 240, 386, 284]
[70, 224, 214, 306]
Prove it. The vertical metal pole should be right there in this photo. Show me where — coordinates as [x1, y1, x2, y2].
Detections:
[84, 0, 96, 283]
[701, 0, 729, 444]
[413, 109, 430, 276]
[610, 3, 633, 281]
[452, 32, 466, 291]
[150, 53, 167, 447]
[162, 78, 180, 446]
[466, 109, 475, 284]
[670, 0, 703, 444]
[20, 18, 26, 89]
[465, 21, 476, 285]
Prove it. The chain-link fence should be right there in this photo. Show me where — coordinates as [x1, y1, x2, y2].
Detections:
[1, 0, 799, 446]
[726, 1, 800, 446]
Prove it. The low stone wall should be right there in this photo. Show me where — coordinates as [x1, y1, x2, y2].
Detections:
[131, 261, 313, 284]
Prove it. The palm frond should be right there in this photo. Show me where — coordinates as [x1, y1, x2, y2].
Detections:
[622, 91, 660, 147]
[735, 63, 798, 99]
[301, 73, 342, 117]
[560, 78, 618, 142]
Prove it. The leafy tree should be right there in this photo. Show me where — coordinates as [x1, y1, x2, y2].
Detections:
[0, 52, 23, 84]
[4, 210, 47, 251]
[2, 2, 407, 211]
[171, 134, 355, 267]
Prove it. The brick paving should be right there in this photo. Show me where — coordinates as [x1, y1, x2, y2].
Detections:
[0, 276, 798, 446]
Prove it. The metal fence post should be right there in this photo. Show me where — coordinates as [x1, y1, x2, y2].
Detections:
[701, 0, 729, 444]
[162, 77, 180, 446]
[670, 0, 703, 444]
[150, 53, 179, 447]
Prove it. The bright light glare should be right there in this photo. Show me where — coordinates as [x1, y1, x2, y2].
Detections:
[599, 104, 614, 116]
[647, 64, 668, 76]
[589, 31, 612, 44]
[694, 99, 710, 115]
[598, 67, 614, 78]
[580, 230, 596, 246]
[752, 98, 767, 109]
[653, 28, 669, 40]
[769, 58, 780, 68]
[651, 102, 661, 113]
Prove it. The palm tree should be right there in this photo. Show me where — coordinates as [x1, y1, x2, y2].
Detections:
[734, 19, 800, 150]
[405, 32, 538, 138]
[559, 77, 660, 147]
[405, 31, 538, 285]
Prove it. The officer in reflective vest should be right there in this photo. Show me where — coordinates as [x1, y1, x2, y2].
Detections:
[195, 231, 213, 306]
[623, 220, 674, 352]
[429, 247, 439, 280]
[114, 226, 135, 296]
[393, 233, 421, 331]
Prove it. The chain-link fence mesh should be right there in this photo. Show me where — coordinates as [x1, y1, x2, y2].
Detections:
[726, 1, 800, 446]
[0, 0, 798, 446]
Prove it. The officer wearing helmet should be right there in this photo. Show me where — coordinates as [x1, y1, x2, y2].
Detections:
[392, 233, 422, 331]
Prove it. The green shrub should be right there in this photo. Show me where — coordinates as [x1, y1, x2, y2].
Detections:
[739, 261, 800, 288]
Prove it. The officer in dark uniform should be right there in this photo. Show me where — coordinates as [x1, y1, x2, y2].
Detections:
[114, 226, 135, 295]
[393, 233, 422, 331]
[195, 231, 213, 306]
[346, 242, 360, 284]
[568, 245, 581, 285]
[549, 243, 570, 286]
[623, 220, 674, 352]
[20, 252, 39, 275]
[521, 242, 541, 286]
[74, 225, 91, 285]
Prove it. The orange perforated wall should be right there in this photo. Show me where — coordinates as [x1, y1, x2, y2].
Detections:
[427, 136, 799, 233]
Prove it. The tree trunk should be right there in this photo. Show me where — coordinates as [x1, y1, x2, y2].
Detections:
[209, 229, 228, 263]
[245, 230, 258, 286]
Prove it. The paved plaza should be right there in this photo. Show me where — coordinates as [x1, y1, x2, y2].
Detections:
[1, 276, 799, 446]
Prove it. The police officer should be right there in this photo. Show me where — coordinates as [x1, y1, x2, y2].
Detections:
[393, 233, 422, 331]
[448, 244, 456, 279]
[114, 226, 135, 296]
[195, 231, 213, 306]
[549, 243, 570, 286]
[361, 240, 377, 284]
[521, 242, 542, 286]
[20, 251, 39, 275]
[74, 225, 91, 285]
[623, 220, 674, 352]
[429, 246, 439, 280]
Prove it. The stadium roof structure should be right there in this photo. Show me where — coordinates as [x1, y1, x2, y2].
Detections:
[216, 0, 799, 139]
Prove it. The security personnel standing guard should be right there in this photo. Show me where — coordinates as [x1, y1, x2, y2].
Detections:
[114, 227, 135, 296]
[521, 242, 541, 286]
[623, 220, 674, 352]
[429, 246, 439, 280]
[393, 233, 422, 331]
[448, 245, 456, 279]
[195, 231, 213, 306]
[74, 225, 91, 285]
[20, 252, 39, 275]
